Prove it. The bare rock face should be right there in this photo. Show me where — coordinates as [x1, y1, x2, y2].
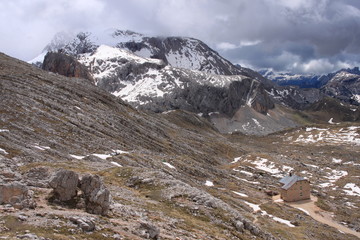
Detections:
[16, 233, 42, 240]
[0, 168, 22, 182]
[49, 169, 79, 202]
[0, 182, 36, 209]
[80, 174, 111, 215]
[24, 167, 50, 188]
[42, 52, 94, 82]
[69, 216, 96, 232]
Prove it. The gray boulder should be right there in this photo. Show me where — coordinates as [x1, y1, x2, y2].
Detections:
[234, 220, 244, 232]
[137, 222, 160, 239]
[80, 174, 111, 215]
[49, 169, 79, 202]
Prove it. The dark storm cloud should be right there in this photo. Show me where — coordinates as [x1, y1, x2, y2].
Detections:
[1, 0, 359, 74]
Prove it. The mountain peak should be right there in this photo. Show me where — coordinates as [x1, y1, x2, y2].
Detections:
[43, 31, 77, 52]
[113, 29, 143, 38]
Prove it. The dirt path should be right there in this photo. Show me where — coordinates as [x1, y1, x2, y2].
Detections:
[273, 195, 360, 238]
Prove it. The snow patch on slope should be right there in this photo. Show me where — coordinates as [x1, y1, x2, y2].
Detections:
[0, 148, 8, 155]
[232, 191, 248, 197]
[205, 180, 214, 187]
[243, 201, 295, 227]
[293, 127, 360, 145]
[113, 67, 178, 105]
[163, 162, 176, 169]
[343, 183, 360, 196]
[28, 52, 47, 64]
[247, 157, 293, 178]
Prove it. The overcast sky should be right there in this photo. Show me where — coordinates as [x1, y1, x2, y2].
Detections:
[1, 0, 360, 74]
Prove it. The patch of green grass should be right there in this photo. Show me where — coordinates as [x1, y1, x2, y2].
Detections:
[0, 215, 115, 240]
[0, 215, 70, 239]
[18, 161, 93, 174]
[292, 111, 313, 125]
[98, 167, 134, 186]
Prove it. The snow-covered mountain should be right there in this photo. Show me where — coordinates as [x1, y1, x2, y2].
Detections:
[322, 71, 360, 105]
[75, 44, 274, 117]
[31, 30, 243, 75]
[31, 30, 283, 134]
[116, 32, 243, 76]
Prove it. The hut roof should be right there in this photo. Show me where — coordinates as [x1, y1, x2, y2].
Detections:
[279, 175, 306, 190]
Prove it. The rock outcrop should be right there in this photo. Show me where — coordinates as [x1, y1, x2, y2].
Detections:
[136, 222, 160, 240]
[42, 52, 94, 82]
[48, 170, 111, 215]
[69, 216, 96, 232]
[49, 169, 79, 202]
[80, 174, 111, 215]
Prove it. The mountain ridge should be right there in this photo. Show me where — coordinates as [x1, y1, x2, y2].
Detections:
[33, 31, 288, 135]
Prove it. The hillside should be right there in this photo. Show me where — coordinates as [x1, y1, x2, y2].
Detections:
[1, 53, 360, 239]
[0, 52, 275, 240]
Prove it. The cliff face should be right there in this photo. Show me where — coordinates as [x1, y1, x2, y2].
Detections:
[42, 52, 94, 83]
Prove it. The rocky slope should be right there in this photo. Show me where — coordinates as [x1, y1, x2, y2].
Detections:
[1, 52, 360, 239]
[0, 52, 275, 239]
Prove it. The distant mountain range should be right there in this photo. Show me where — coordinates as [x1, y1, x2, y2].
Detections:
[260, 68, 360, 105]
